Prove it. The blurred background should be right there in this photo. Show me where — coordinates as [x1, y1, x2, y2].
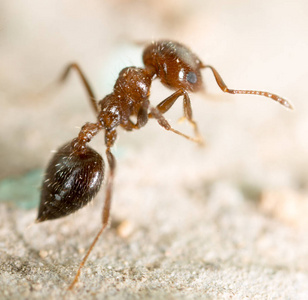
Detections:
[0, 0, 307, 297]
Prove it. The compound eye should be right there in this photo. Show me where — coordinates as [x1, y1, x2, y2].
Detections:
[186, 71, 198, 84]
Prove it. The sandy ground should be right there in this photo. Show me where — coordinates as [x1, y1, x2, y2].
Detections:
[0, 0, 308, 299]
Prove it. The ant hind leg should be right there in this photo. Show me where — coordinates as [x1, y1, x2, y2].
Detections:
[68, 132, 117, 291]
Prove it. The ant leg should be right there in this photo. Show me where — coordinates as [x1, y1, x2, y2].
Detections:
[135, 99, 150, 128]
[60, 63, 99, 114]
[202, 65, 293, 110]
[121, 100, 150, 131]
[68, 130, 117, 291]
[149, 106, 203, 145]
[149, 89, 203, 142]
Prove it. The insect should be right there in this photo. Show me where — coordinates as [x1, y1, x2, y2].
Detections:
[36, 40, 292, 290]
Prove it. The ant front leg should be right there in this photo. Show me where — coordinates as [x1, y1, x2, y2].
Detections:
[149, 89, 203, 143]
[68, 128, 117, 291]
[149, 106, 204, 145]
[60, 63, 99, 114]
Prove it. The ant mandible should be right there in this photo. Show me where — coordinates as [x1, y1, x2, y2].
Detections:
[36, 40, 292, 290]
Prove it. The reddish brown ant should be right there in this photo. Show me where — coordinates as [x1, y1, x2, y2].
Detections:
[36, 40, 292, 290]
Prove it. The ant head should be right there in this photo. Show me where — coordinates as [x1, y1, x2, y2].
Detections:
[143, 40, 204, 93]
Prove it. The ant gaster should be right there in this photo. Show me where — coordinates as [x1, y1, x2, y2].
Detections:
[36, 40, 293, 290]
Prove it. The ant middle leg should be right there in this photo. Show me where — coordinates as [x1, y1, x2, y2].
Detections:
[60, 63, 99, 114]
[149, 106, 204, 145]
[149, 89, 203, 142]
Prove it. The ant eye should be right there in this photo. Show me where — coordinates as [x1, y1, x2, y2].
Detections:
[186, 71, 197, 84]
[37, 141, 104, 222]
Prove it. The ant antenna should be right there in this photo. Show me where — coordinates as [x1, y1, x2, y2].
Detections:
[202, 65, 293, 110]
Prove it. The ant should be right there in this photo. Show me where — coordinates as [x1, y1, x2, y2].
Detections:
[36, 40, 293, 290]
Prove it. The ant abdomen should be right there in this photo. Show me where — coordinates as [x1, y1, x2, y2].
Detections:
[143, 40, 204, 92]
[37, 141, 105, 222]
